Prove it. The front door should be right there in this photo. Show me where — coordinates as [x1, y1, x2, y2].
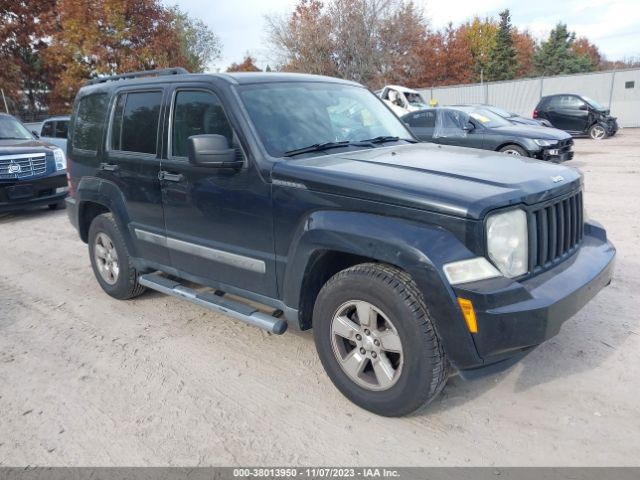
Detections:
[545, 95, 589, 132]
[433, 109, 484, 150]
[159, 88, 277, 298]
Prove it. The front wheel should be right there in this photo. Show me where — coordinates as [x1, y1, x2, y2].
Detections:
[589, 123, 608, 140]
[499, 144, 528, 156]
[313, 263, 447, 416]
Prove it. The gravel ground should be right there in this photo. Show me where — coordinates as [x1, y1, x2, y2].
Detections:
[1, 129, 639, 467]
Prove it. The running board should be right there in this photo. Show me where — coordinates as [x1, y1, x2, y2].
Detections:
[138, 274, 287, 335]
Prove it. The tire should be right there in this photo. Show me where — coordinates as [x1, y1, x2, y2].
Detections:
[48, 201, 65, 210]
[499, 144, 528, 156]
[589, 123, 608, 140]
[312, 263, 447, 416]
[88, 213, 146, 300]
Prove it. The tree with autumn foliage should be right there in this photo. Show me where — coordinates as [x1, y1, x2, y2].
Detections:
[227, 55, 261, 72]
[43, 0, 222, 111]
[0, 0, 221, 115]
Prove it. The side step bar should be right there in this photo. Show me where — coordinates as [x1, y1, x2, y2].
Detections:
[138, 274, 287, 335]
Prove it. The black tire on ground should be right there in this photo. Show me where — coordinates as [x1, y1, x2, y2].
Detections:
[48, 201, 65, 210]
[88, 212, 146, 300]
[499, 144, 528, 156]
[589, 123, 608, 140]
[312, 263, 447, 417]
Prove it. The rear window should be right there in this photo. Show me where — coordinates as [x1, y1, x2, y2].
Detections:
[72, 94, 109, 152]
[110, 91, 162, 155]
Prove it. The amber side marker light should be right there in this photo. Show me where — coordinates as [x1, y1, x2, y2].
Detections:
[457, 297, 478, 333]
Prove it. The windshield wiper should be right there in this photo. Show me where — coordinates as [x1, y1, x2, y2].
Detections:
[358, 136, 417, 144]
[284, 141, 372, 157]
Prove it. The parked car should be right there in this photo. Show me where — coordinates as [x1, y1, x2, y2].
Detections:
[0, 113, 68, 212]
[402, 106, 574, 162]
[39, 115, 70, 151]
[66, 69, 614, 416]
[456, 104, 552, 127]
[534, 94, 618, 139]
[376, 85, 429, 116]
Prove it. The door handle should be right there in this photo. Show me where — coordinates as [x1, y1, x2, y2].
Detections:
[158, 171, 184, 182]
[99, 162, 119, 172]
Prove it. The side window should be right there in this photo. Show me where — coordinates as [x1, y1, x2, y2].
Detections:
[407, 111, 435, 128]
[72, 93, 109, 152]
[55, 121, 68, 139]
[559, 95, 584, 109]
[434, 110, 468, 138]
[171, 90, 232, 158]
[110, 91, 162, 155]
[41, 121, 54, 137]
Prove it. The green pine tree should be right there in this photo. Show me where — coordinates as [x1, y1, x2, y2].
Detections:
[485, 9, 517, 81]
[534, 23, 595, 76]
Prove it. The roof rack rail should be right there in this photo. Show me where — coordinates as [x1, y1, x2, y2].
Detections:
[85, 67, 189, 86]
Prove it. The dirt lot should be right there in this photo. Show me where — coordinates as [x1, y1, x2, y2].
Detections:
[1, 130, 639, 467]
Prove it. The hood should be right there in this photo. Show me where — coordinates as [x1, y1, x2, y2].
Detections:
[0, 138, 56, 154]
[272, 143, 581, 219]
[488, 124, 571, 140]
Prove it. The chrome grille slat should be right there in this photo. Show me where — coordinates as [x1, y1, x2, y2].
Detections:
[0, 153, 47, 179]
[529, 191, 583, 272]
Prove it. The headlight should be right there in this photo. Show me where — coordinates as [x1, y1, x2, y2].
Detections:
[534, 139, 556, 147]
[443, 257, 501, 285]
[53, 148, 67, 171]
[486, 209, 528, 278]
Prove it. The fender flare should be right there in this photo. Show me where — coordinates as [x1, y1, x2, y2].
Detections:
[282, 210, 483, 369]
[75, 177, 136, 255]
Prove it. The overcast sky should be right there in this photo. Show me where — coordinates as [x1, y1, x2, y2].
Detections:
[167, 0, 640, 71]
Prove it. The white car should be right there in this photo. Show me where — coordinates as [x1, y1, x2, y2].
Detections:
[377, 85, 429, 117]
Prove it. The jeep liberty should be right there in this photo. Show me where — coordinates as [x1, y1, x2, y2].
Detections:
[66, 68, 616, 416]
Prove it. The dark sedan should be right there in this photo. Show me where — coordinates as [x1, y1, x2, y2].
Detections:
[402, 107, 574, 162]
[455, 104, 553, 127]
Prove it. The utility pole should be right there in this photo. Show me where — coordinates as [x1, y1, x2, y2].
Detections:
[1, 89, 8, 114]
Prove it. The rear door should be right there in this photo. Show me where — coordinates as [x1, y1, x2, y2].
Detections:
[159, 86, 277, 297]
[104, 88, 170, 267]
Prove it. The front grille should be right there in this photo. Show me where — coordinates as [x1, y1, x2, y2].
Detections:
[558, 138, 574, 154]
[529, 191, 583, 271]
[0, 153, 47, 180]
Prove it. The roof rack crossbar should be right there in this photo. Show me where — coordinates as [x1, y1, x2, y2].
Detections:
[85, 67, 189, 86]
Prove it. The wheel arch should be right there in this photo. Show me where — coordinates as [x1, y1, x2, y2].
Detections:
[75, 177, 136, 255]
[282, 210, 483, 370]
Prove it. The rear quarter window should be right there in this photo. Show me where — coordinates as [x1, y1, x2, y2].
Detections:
[72, 93, 109, 152]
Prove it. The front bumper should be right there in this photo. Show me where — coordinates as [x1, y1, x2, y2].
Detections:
[452, 221, 615, 377]
[0, 173, 68, 212]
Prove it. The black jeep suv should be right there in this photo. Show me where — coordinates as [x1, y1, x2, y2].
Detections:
[66, 69, 615, 416]
[534, 94, 618, 139]
[0, 113, 68, 212]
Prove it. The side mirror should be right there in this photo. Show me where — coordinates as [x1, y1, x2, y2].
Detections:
[463, 122, 475, 132]
[31, 130, 40, 138]
[187, 134, 243, 168]
[578, 104, 588, 110]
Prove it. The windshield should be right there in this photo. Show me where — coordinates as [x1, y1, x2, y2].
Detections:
[582, 96, 606, 110]
[238, 82, 413, 157]
[486, 105, 515, 118]
[405, 92, 427, 107]
[460, 108, 512, 128]
[0, 116, 33, 140]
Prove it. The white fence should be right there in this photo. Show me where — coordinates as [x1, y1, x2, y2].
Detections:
[417, 68, 640, 128]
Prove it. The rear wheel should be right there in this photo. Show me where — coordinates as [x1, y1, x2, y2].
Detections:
[499, 144, 528, 156]
[313, 263, 447, 416]
[589, 123, 607, 140]
[88, 213, 146, 300]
